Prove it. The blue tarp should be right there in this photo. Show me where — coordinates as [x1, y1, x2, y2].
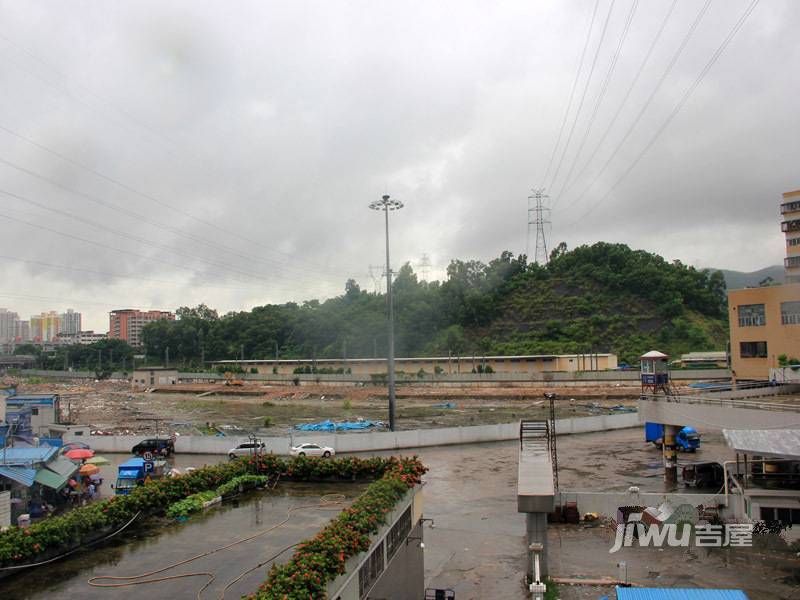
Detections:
[689, 382, 728, 389]
[295, 420, 378, 431]
[431, 402, 456, 409]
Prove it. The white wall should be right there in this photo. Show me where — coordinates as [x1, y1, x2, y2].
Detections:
[64, 412, 641, 455]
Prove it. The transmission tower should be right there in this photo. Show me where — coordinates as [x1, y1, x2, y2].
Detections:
[527, 188, 551, 265]
[419, 253, 432, 282]
[368, 264, 384, 294]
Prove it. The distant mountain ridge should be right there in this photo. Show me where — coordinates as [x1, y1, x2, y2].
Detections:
[717, 265, 784, 290]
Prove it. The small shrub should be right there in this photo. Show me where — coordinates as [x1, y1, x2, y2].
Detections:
[342, 399, 352, 410]
[263, 416, 273, 428]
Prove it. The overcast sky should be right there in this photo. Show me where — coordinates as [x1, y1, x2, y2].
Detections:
[0, 0, 797, 331]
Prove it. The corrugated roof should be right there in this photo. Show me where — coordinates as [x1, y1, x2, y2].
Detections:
[723, 429, 800, 460]
[44, 456, 79, 479]
[34, 468, 69, 491]
[617, 588, 749, 600]
[0, 466, 37, 487]
[0, 447, 57, 465]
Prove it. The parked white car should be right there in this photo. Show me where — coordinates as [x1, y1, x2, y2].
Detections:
[228, 442, 266, 459]
[290, 443, 335, 458]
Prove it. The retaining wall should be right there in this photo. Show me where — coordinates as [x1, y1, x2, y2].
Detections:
[64, 412, 640, 455]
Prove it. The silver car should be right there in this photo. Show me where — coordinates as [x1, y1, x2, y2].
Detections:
[228, 442, 266, 459]
[289, 443, 335, 458]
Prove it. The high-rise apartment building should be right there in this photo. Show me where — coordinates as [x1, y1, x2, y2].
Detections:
[14, 320, 30, 342]
[59, 309, 82, 335]
[30, 311, 61, 342]
[782, 189, 800, 283]
[109, 309, 175, 347]
[0, 308, 19, 343]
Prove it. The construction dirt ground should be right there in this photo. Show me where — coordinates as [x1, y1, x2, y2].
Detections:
[7, 378, 650, 435]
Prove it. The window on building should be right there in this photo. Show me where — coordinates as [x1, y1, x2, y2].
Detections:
[31, 407, 39, 415]
[787, 237, 800, 248]
[781, 301, 800, 325]
[737, 304, 766, 327]
[386, 506, 412, 560]
[358, 540, 385, 598]
[782, 219, 800, 233]
[760, 506, 800, 525]
[785, 256, 800, 269]
[740, 341, 767, 358]
[781, 200, 800, 214]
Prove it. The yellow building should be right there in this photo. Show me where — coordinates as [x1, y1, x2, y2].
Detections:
[728, 189, 800, 380]
[729, 284, 800, 380]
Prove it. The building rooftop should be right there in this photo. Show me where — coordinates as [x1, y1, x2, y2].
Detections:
[0, 447, 58, 465]
[723, 428, 800, 460]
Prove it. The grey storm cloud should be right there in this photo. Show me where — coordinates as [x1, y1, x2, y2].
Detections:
[0, 0, 797, 330]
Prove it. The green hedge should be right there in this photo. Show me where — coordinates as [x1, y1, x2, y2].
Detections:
[0, 455, 410, 565]
[249, 456, 427, 599]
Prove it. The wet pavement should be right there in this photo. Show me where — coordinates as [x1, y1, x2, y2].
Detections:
[5, 428, 799, 599]
[369, 429, 799, 600]
[1, 482, 365, 599]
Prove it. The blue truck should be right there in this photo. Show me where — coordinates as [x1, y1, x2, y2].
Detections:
[645, 422, 700, 452]
[114, 457, 166, 495]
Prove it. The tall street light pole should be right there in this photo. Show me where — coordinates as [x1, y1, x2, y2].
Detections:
[369, 194, 404, 431]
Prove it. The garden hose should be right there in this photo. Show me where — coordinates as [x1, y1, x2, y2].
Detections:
[87, 493, 346, 599]
[0, 510, 142, 571]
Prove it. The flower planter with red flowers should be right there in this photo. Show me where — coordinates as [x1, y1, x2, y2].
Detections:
[0, 455, 420, 577]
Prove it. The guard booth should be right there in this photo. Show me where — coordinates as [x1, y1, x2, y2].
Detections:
[640, 350, 670, 395]
[640, 350, 679, 484]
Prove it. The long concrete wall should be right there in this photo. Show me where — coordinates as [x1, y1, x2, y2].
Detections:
[64, 412, 641, 455]
[17, 368, 730, 386]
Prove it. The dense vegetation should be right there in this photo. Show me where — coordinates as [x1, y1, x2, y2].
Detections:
[139, 242, 727, 366]
[13, 337, 135, 377]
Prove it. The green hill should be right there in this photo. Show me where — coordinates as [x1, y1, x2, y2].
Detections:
[717, 265, 783, 290]
[140, 242, 729, 367]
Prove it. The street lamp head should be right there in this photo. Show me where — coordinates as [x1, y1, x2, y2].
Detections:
[369, 195, 404, 212]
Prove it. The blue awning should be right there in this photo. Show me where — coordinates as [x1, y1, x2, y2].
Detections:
[617, 588, 749, 600]
[0, 466, 37, 487]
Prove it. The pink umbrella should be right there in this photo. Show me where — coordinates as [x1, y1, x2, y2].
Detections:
[65, 448, 94, 460]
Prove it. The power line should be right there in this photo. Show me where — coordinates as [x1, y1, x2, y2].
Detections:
[0, 208, 334, 295]
[0, 255, 269, 293]
[551, 0, 639, 207]
[564, 0, 760, 226]
[538, 0, 601, 189]
[0, 121, 357, 280]
[0, 188, 333, 288]
[0, 30, 196, 163]
[0, 154, 351, 286]
[559, 0, 713, 214]
[553, 0, 678, 208]
[544, 0, 617, 193]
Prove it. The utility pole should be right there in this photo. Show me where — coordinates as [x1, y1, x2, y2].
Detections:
[527, 189, 551, 265]
[368, 264, 384, 294]
[165, 347, 169, 368]
[369, 194, 404, 431]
